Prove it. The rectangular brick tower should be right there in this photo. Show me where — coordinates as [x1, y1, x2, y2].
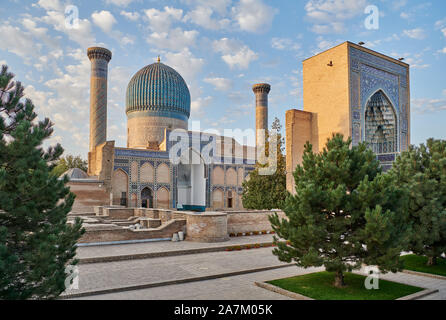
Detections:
[286, 41, 410, 193]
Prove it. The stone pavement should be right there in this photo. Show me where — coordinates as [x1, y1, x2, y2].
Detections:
[68, 237, 446, 300]
[64, 246, 291, 297]
[376, 271, 446, 300]
[69, 264, 446, 300]
[68, 265, 320, 300]
[76, 234, 275, 261]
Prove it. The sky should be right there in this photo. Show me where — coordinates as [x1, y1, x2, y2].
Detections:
[0, 0, 445, 158]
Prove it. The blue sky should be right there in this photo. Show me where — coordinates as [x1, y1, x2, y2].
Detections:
[0, 0, 445, 157]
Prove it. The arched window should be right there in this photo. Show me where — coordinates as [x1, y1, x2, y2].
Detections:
[141, 187, 153, 208]
[227, 190, 233, 208]
[365, 91, 397, 154]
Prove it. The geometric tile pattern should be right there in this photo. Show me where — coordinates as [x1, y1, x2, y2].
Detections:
[349, 46, 410, 157]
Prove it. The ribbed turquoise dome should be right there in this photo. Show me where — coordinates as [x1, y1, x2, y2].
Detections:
[125, 62, 190, 120]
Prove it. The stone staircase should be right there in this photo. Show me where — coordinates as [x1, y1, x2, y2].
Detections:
[75, 206, 188, 244]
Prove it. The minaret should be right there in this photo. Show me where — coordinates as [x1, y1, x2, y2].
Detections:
[87, 47, 112, 153]
[252, 83, 271, 146]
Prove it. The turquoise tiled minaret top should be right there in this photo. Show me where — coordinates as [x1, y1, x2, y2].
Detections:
[125, 60, 191, 120]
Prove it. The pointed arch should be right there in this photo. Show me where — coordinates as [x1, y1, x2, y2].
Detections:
[112, 168, 128, 206]
[226, 167, 237, 186]
[157, 186, 170, 209]
[365, 90, 398, 154]
[156, 163, 170, 183]
[212, 188, 224, 209]
[212, 166, 224, 185]
[140, 162, 154, 183]
[141, 187, 153, 208]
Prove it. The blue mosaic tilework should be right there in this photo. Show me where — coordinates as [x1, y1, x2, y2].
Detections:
[349, 46, 409, 151]
[125, 62, 190, 120]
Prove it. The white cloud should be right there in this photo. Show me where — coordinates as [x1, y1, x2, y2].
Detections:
[311, 36, 342, 54]
[390, 49, 430, 69]
[392, 0, 407, 10]
[438, 48, 446, 54]
[364, 34, 400, 48]
[92, 11, 117, 33]
[412, 98, 446, 114]
[41, 49, 91, 135]
[24, 85, 53, 109]
[403, 28, 427, 40]
[144, 7, 183, 33]
[184, 5, 230, 30]
[442, 28, 446, 38]
[191, 96, 213, 115]
[36, 0, 63, 11]
[105, 0, 135, 7]
[163, 48, 205, 84]
[120, 11, 140, 21]
[435, 18, 446, 29]
[183, 0, 231, 15]
[0, 23, 41, 63]
[271, 37, 301, 51]
[204, 77, 232, 91]
[232, 0, 277, 33]
[147, 28, 198, 51]
[143, 6, 196, 51]
[400, 12, 410, 20]
[40, 10, 95, 48]
[213, 38, 258, 69]
[304, 0, 367, 34]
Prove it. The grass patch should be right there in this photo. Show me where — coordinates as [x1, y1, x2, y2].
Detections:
[401, 254, 446, 277]
[267, 271, 423, 300]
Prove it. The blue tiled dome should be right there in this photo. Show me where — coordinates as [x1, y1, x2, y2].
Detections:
[125, 62, 190, 120]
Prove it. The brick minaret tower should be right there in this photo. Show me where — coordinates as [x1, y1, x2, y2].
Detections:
[87, 47, 112, 153]
[252, 83, 271, 146]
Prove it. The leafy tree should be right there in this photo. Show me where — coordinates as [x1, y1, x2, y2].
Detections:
[0, 66, 84, 299]
[270, 134, 408, 287]
[52, 155, 88, 177]
[242, 117, 287, 210]
[390, 139, 446, 266]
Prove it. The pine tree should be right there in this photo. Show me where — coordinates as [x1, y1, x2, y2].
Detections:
[269, 134, 408, 287]
[242, 117, 287, 210]
[390, 139, 446, 266]
[0, 66, 84, 299]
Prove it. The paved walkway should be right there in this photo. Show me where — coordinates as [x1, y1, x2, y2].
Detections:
[69, 264, 446, 300]
[377, 272, 446, 300]
[76, 234, 275, 260]
[69, 265, 312, 300]
[68, 238, 446, 300]
[65, 246, 290, 296]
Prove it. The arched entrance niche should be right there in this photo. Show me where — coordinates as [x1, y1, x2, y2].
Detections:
[177, 148, 206, 211]
[365, 90, 398, 154]
[212, 188, 224, 209]
[141, 187, 153, 208]
[112, 168, 128, 206]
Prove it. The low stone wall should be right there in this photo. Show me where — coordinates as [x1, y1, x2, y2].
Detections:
[227, 210, 285, 234]
[69, 181, 110, 213]
[78, 219, 186, 243]
[185, 212, 229, 242]
[103, 207, 135, 219]
[80, 207, 285, 244]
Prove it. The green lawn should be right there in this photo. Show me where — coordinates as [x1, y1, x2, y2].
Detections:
[401, 254, 446, 277]
[267, 271, 423, 300]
